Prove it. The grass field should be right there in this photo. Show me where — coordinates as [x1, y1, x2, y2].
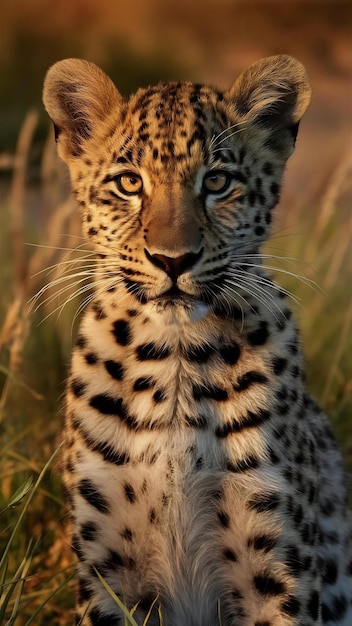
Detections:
[0, 109, 351, 624]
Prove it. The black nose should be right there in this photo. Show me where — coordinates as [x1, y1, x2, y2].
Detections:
[145, 248, 203, 282]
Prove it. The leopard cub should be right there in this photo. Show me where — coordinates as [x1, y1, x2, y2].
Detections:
[43, 55, 352, 625]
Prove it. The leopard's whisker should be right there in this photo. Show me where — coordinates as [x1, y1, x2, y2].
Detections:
[208, 120, 248, 150]
[241, 262, 321, 292]
[226, 267, 302, 309]
[224, 275, 284, 322]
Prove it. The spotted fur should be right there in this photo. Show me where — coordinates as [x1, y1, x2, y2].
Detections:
[43, 55, 352, 625]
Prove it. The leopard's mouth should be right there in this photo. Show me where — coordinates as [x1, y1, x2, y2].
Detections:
[122, 272, 227, 305]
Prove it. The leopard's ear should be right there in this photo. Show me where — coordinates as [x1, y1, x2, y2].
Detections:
[43, 59, 123, 161]
[226, 55, 311, 157]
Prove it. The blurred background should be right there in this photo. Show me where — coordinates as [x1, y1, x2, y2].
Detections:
[0, 1, 351, 624]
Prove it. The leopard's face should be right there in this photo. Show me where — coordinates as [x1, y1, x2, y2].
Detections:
[43, 56, 311, 316]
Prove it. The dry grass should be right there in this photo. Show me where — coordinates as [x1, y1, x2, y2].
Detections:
[0, 113, 351, 624]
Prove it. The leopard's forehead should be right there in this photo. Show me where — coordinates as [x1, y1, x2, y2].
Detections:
[109, 81, 234, 172]
[128, 81, 225, 128]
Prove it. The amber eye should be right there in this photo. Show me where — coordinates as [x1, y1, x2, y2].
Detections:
[115, 172, 143, 196]
[202, 170, 232, 195]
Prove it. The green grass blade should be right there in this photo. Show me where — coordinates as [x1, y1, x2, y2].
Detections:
[0, 537, 37, 622]
[6, 476, 34, 509]
[0, 443, 63, 573]
[93, 567, 138, 626]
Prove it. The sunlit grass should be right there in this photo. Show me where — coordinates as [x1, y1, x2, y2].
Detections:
[0, 114, 351, 624]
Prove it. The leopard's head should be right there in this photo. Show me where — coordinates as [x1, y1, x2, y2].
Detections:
[43, 55, 310, 318]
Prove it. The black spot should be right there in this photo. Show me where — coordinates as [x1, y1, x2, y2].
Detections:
[136, 343, 170, 360]
[277, 401, 291, 416]
[90, 394, 126, 417]
[78, 479, 109, 513]
[81, 521, 98, 541]
[153, 389, 167, 403]
[71, 534, 83, 560]
[104, 360, 124, 380]
[218, 342, 241, 365]
[85, 433, 129, 466]
[149, 507, 156, 523]
[120, 527, 133, 541]
[77, 578, 93, 604]
[227, 455, 259, 473]
[254, 622, 271, 626]
[71, 378, 86, 397]
[307, 590, 320, 620]
[88, 608, 122, 626]
[104, 549, 125, 570]
[255, 225, 265, 237]
[195, 456, 203, 469]
[217, 510, 230, 528]
[124, 482, 137, 503]
[251, 534, 277, 552]
[193, 384, 228, 401]
[248, 190, 256, 206]
[223, 548, 237, 561]
[85, 352, 98, 365]
[270, 181, 279, 196]
[183, 343, 214, 363]
[133, 376, 155, 391]
[267, 446, 280, 464]
[112, 320, 132, 345]
[247, 322, 269, 346]
[215, 408, 271, 437]
[285, 545, 301, 575]
[273, 423, 285, 439]
[263, 161, 273, 175]
[293, 503, 304, 527]
[248, 492, 280, 513]
[281, 596, 301, 616]
[300, 522, 313, 544]
[291, 364, 300, 378]
[162, 493, 170, 507]
[186, 126, 205, 156]
[185, 414, 208, 429]
[88, 227, 98, 237]
[75, 334, 87, 349]
[123, 278, 148, 304]
[253, 573, 286, 596]
[307, 482, 317, 505]
[272, 356, 288, 375]
[92, 302, 107, 320]
[233, 370, 268, 391]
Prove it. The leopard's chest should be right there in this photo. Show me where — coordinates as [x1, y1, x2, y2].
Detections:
[66, 299, 301, 474]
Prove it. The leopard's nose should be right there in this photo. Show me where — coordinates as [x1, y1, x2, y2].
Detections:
[145, 248, 203, 282]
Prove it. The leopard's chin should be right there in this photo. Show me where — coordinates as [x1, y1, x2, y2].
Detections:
[152, 287, 210, 322]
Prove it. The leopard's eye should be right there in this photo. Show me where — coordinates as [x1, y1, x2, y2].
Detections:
[115, 172, 143, 196]
[202, 171, 232, 194]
